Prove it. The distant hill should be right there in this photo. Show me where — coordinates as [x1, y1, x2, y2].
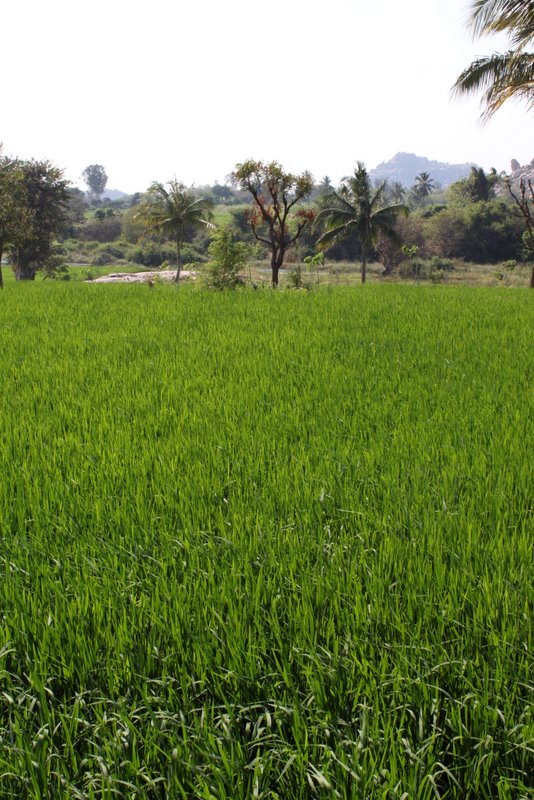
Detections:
[101, 188, 127, 201]
[369, 152, 476, 189]
[76, 188, 128, 202]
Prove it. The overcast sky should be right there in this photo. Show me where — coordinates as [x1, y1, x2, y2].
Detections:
[2, 0, 533, 193]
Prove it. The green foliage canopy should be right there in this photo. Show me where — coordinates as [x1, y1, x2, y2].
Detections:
[0, 152, 31, 288]
[82, 164, 108, 199]
[202, 226, 247, 290]
[9, 159, 70, 281]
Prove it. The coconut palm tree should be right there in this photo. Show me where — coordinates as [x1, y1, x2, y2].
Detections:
[138, 180, 214, 283]
[453, 0, 534, 119]
[315, 163, 408, 284]
[390, 181, 406, 204]
[412, 172, 435, 206]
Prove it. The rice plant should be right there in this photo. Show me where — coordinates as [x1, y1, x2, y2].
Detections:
[0, 282, 532, 798]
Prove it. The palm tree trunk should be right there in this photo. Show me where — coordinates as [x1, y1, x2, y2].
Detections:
[174, 240, 182, 284]
[361, 249, 367, 284]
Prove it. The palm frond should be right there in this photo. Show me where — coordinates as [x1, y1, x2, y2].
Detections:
[470, 1, 534, 46]
[315, 205, 358, 230]
[316, 221, 357, 250]
[453, 50, 534, 118]
[455, 2, 534, 118]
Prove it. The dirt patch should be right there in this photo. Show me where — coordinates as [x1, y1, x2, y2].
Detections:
[90, 270, 197, 284]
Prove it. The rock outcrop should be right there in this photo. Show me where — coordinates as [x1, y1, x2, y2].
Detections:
[369, 152, 476, 189]
[509, 158, 534, 184]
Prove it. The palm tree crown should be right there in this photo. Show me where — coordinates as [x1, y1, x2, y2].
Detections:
[412, 172, 435, 205]
[315, 163, 408, 283]
[139, 180, 214, 282]
[453, 0, 534, 119]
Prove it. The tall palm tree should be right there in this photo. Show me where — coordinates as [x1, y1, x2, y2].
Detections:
[315, 163, 408, 284]
[413, 172, 435, 206]
[390, 181, 406, 204]
[138, 180, 214, 283]
[453, 0, 534, 119]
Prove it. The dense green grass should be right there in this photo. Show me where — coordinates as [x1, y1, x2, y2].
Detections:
[0, 283, 532, 798]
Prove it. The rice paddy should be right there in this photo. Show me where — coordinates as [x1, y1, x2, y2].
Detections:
[0, 282, 532, 798]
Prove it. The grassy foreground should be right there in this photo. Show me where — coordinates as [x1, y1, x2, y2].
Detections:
[0, 283, 532, 799]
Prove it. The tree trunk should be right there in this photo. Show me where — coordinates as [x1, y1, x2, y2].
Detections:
[0, 241, 3, 289]
[530, 264, 534, 288]
[14, 260, 37, 280]
[361, 251, 367, 284]
[271, 250, 284, 287]
[174, 240, 182, 284]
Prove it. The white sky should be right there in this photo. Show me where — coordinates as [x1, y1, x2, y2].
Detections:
[2, 0, 533, 193]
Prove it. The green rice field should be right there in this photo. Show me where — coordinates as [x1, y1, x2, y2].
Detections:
[0, 283, 532, 798]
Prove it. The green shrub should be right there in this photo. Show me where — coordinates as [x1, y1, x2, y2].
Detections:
[202, 226, 247, 289]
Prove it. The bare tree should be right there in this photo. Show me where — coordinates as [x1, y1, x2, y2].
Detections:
[507, 176, 534, 287]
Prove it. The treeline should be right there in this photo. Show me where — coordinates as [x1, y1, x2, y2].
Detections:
[1, 146, 532, 286]
[63, 169, 530, 272]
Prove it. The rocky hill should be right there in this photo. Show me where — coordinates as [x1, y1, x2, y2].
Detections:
[369, 152, 476, 188]
[509, 158, 534, 184]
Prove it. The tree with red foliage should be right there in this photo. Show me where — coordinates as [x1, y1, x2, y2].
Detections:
[231, 160, 314, 286]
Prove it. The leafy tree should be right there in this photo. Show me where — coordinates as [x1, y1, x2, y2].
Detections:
[11, 160, 70, 281]
[209, 183, 236, 203]
[0, 151, 31, 289]
[449, 166, 497, 204]
[424, 200, 523, 263]
[82, 164, 108, 200]
[315, 162, 408, 283]
[231, 160, 314, 286]
[375, 214, 425, 276]
[137, 180, 214, 283]
[453, 0, 534, 119]
[80, 214, 123, 243]
[202, 226, 247, 289]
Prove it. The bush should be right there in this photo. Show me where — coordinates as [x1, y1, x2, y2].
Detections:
[202, 227, 247, 290]
[43, 253, 69, 279]
[129, 242, 176, 267]
[79, 216, 123, 243]
[430, 256, 454, 271]
[501, 259, 518, 272]
[399, 256, 455, 281]
[286, 263, 306, 289]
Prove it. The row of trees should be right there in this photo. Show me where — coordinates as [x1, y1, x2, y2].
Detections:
[1, 2, 532, 288]
[2, 141, 533, 288]
[132, 161, 411, 287]
[133, 161, 531, 287]
[138, 0, 534, 289]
